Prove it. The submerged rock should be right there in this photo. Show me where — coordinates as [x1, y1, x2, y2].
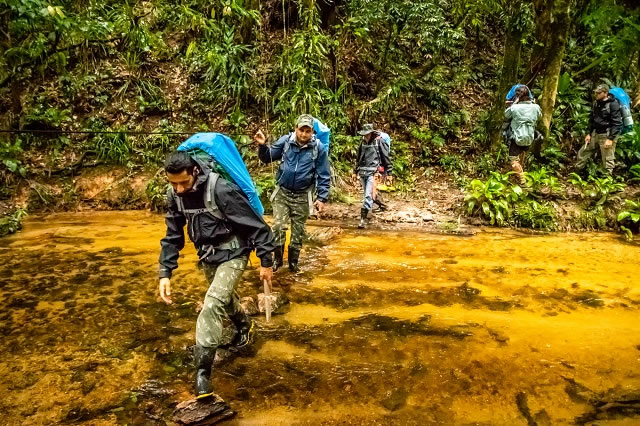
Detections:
[135, 379, 175, 399]
[257, 292, 289, 315]
[239, 297, 258, 316]
[380, 388, 409, 411]
[173, 395, 235, 425]
[306, 227, 343, 245]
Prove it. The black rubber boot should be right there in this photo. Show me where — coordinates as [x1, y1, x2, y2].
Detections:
[229, 311, 255, 348]
[358, 208, 368, 229]
[273, 245, 284, 272]
[373, 197, 388, 212]
[194, 345, 216, 400]
[288, 247, 300, 272]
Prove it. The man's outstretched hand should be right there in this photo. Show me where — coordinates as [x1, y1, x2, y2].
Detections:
[159, 277, 173, 304]
[254, 129, 266, 145]
[260, 266, 273, 291]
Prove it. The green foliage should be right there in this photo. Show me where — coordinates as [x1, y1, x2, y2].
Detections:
[145, 169, 169, 212]
[549, 73, 591, 144]
[464, 172, 524, 225]
[411, 126, 445, 166]
[91, 131, 132, 165]
[330, 135, 360, 175]
[187, 24, 255, 107]
[272, 2, 331, 125]
[23, 100, 72, 129]
[254, 174, 276, 213]
[617, 198, 640, 240]
[568, 173, 626, 207]
[579, 1, 640, 86]
[1, 139, 26, 178]
[538, 142, 568, 172]
[629, 164, 640, 183]
[439, 154, 464, 173]
[0, 208, 28, 237]
[513, 200, 558, 231]
[135, 120, 182, 165]
[474, 152, 501, 178]
[329, 187, 355, 204]
[387, 139, 413, 183]
[615, 126, 640, 173]
[575, 205, 608, 231]
[524, 167, 564, 199]
[254, 174, 275, 197]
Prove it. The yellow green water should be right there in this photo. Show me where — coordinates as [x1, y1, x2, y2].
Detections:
[1, 211, 639, 425]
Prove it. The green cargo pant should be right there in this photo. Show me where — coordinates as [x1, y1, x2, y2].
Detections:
[576, 132, 617, 174]
[196, 256, 248, 348]
[272, 186, 310, 249]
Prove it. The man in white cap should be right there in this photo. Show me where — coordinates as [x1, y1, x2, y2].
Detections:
[255, 114, 331, 271]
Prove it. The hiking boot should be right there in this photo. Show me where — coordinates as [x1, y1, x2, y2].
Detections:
[230, 315, 255, 348]
[358, 208, 368, 229]
[194, 345, 216, 400]
[288, 247, 300, 272]
[273, 245, 284, 272]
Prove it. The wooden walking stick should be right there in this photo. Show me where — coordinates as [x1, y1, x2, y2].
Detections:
[263, 279, 272, 322]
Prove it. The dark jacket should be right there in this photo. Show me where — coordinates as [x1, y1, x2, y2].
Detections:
[355, 132, 392, 176]
[589, 94, 623, 138]
[258, 134, 331, 202]
[158, 172, 275, 279]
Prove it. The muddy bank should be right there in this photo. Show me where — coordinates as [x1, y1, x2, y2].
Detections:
[3, 163, 640, 237]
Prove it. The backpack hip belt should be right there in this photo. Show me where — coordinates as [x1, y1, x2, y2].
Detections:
[198, 235, 242, 261]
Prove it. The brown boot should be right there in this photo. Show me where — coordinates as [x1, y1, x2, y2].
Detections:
[511, 159, 526, 186]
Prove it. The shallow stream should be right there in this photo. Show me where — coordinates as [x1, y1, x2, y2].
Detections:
[1, 211, 639, 425]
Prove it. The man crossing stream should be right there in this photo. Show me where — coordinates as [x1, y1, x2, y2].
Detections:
[157, 151, 275, 400]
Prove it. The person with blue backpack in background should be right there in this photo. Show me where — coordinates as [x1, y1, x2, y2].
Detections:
[254, 114, 331, 272]
[503, 86, 542, 185]
[576, 84, 623, 176]
[353, 124, 393, 229]
[157, 147, 275, 401]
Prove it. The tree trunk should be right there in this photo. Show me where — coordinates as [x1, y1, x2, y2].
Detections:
[532, 0, 572, 156]
[522, 0, 551, 86]
[487, 24, 524, 150]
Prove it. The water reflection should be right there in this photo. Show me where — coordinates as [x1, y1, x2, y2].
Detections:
[0, 212, 639, 424]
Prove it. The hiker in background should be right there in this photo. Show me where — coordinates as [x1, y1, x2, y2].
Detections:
[576, 84, 623, 176]
[504, 86, 542, 185]
[255, 114, 331, 272]
[158, 151, 275, 400]
[353, 124, 393, 229]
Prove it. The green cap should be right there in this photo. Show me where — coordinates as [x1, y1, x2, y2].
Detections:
[296, 114, 314, 129]
[358, 124, 375, 136]
[594, 84, 609, 93]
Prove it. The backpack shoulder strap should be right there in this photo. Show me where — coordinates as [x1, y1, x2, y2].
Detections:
[284, 133, 294, 155]
[312, 139, 318, 161]
[171, 188, 185, 213]
[204, 172, 224, 221]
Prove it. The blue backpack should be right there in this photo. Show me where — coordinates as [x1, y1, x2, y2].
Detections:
[610, 87, 634, 132]
[313, 117, 331, 151]
[506, 84, 534, 102]
[177, 133, 264, 217]
[378, 131, 392, 150]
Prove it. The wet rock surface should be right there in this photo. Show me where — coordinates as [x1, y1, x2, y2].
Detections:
[173, 396, 235, 425]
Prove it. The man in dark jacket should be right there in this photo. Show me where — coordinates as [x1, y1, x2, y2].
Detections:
[158, 151, 274, 400]
[353, 124, 392, 229]
[254, 114, 331, 272]
[576, 84, 623, 175]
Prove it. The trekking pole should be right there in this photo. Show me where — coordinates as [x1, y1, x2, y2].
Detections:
[263, 279, 272, 322]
